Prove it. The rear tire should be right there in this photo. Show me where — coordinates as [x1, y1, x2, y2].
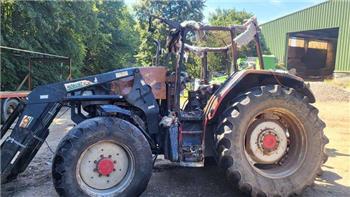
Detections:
[52, 117, 152, 197]
[214, 85, 328, 196]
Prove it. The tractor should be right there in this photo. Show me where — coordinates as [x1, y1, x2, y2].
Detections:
[1, 16, 328, 197]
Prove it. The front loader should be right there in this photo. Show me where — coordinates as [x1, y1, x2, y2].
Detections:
[1, 16, 328, 197]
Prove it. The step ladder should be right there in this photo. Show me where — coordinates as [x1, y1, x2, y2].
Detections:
[179, 110, 204, 167]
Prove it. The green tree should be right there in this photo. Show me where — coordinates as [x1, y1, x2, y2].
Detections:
[1, 1, 139, 90]
[82, 1, 140, 75]
[133, 0, 205, 69]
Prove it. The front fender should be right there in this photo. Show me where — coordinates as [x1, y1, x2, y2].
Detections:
[204, 70, 315, 122]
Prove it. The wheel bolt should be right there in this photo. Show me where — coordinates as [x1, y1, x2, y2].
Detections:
[113, 160, 116, 164]
[94, 160, 97, 163]
[108, 155, 112, 158]
[100, 154, 104, 158]
[113, 168, 116, 171]
[93, 168, 97, 172]
[107, 174, 110, 177]
[98, 174, 102, 177]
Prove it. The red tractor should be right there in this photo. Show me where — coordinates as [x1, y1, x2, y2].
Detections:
[1, 16, 327, 196]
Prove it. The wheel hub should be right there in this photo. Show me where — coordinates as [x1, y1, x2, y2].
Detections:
[77, 141, 130, 190]
[97, 158, 115, 176]
[261, 132, 279, 151]
[247, 120, 288, 164]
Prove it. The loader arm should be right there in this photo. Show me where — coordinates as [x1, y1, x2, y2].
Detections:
[1, 67, 159, 182]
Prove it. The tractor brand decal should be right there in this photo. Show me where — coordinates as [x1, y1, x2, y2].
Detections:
[64, 80, 95, 92]
[19, 115, 34, 128]
[115, 71, 129, 79]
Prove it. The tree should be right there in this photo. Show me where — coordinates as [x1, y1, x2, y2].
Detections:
[133, 0, 205, 69]
[1, 1, 139, 90]
[81, 1, 140, 75]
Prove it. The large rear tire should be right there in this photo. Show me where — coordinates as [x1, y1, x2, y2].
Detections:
[215, 85, 328, 196]
[52, 117, 152, 197]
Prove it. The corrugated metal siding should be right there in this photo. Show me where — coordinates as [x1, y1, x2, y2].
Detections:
[261, 0, 350, 72]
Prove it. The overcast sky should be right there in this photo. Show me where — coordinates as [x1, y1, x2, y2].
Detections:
[125, 0, 327, 23]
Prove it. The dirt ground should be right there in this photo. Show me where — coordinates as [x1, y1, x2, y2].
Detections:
[1, 81, 349, 197]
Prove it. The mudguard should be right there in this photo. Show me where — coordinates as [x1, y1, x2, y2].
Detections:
[204, 70, 315, 122]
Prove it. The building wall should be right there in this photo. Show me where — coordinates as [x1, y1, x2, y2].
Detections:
[260, 0, 350, 72]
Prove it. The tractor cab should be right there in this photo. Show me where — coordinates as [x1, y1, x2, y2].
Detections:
[148, 16, 265, 166]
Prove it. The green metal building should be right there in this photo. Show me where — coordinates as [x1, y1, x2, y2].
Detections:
[260, 0, 350, 77]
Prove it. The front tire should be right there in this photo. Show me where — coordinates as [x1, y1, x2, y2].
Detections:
[215, 85, 328, 196]
[52, 117, 152, 197]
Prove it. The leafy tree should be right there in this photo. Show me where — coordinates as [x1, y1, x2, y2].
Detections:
[133, 0, 205, 70]
[1, 0, 139, 90]
[0, 0, 271, 92]
[82, 1, 140, 75]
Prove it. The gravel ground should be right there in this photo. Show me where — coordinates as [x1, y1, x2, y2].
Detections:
[309, 82, 349, 102]
[1, 81, 349, 197]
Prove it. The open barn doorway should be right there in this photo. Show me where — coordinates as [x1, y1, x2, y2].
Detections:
[286, 27, 339, 80]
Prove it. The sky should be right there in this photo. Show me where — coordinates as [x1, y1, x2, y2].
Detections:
[125, 0, 327, 24]
[204, 0, 327, 23]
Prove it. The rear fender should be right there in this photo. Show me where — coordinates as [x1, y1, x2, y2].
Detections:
[204, 70, 315, 122]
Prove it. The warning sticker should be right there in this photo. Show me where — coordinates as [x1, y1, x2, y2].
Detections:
[64, 80, 95, 92]
[19, 115, 34, 128]
[115, 71, 129, 79]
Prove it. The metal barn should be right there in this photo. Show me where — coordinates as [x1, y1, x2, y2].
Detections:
[260, 0, 350, 78]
